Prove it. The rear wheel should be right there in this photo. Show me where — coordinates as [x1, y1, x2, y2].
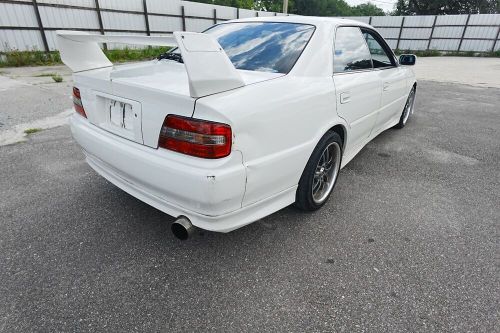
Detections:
[395, 86, 416, 129]
[295, 131, 342, 211]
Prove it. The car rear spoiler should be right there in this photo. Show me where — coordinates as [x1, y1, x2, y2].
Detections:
[56, 30, 245, 98]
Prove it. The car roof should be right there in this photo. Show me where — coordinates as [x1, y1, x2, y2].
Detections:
[228, 15, 372, 29]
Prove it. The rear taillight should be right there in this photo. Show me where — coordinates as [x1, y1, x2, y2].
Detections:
[72, 87, 87, 118]
[158, 115, 232, 159]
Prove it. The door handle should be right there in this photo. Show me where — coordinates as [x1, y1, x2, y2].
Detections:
[340, 92, 351, 104]
[383, 82, 391, 91]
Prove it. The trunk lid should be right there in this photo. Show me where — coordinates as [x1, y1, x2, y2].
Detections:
[74, 60, 283, 147]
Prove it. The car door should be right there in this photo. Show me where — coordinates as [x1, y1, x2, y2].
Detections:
[361, 28, 408, 134]
[333, 26, 381, 152]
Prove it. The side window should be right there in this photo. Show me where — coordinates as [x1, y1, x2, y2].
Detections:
[334, 27, 372, 73]
[362, 30, 395, 68]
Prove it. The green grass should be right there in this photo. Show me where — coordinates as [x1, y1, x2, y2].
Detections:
[51, 74, 63, 82]
[395, 49, 500, 58]
[104, 46, 171, 63]
[0, 50, 61, 67]
[24, 128, 42, 134]
[34, 72, 57, 77]
[34, 72, 63, 82]
[0, 47, 171, 68]
[1, 45, 497, 68]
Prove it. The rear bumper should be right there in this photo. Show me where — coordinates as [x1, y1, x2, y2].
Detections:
[70, 115, 296, 232]
[70, 115, 240, 231]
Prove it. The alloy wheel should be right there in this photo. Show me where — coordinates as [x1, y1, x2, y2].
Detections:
[312, 142, 341, 204]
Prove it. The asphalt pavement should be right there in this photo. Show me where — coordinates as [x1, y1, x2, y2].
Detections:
[0, 79, 499, 332]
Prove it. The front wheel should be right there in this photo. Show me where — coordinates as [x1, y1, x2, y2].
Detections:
[395, 86, 416, 129]
[295, 131, 342, 211]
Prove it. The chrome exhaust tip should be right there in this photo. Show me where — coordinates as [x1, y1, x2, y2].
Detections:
[171, 216, 195, 240]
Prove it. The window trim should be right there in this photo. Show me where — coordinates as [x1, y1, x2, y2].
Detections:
[360, 27, 398, 69]
[333, 25, 399, 76]
[333, 25, 374, 75]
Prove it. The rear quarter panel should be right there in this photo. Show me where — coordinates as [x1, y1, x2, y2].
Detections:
[194, 76, 346, 207]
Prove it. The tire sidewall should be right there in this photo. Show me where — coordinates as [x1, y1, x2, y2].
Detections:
[397, 86, 416, 129]
[296, 131, 343, 211]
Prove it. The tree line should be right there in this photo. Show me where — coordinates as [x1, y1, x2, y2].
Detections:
[191, 0, 500, 15]
[394, 0, 499, 15]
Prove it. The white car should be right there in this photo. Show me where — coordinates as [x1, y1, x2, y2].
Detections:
[57, 16, 417, 240]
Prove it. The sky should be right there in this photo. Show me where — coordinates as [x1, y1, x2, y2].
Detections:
[344, 0, 398, 13]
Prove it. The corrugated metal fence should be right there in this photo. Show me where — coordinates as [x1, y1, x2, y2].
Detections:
[0, 0, 285, 52]
[348, 14, 500, 52]
[1, 0, 499, 53]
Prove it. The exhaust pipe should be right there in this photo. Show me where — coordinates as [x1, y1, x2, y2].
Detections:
[171, 216, 195, 240]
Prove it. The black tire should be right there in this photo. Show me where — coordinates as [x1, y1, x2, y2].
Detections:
[295, 131, 342, 211]
[395, 86, 416, 129]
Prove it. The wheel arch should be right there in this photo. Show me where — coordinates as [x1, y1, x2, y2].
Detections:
[410, 80, 417, 93]
[298, 121, 348, 189]
[328, 124, 347, 150]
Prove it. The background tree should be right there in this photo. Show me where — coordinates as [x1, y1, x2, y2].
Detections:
[393, 0, 410, 15]
[290, 0, 384, 16]
[393, 0, 500, 15]
[351, 3, 385, 16]
[193, 0, 255, 9]
[257, 0, 293, 12]
[191, 0, 386, 16]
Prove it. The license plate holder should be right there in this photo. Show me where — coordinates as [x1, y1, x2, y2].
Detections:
[109, 100, 134, 130]
[93, 91, 143, 144]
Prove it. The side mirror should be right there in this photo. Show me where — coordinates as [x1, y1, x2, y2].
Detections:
[399, 54, 416, 66]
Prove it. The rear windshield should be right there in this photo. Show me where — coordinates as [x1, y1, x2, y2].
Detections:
[204, 22, 315, 74]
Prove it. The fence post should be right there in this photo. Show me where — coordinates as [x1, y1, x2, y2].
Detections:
[142, 0, 150, 36]
[427, 15, 437, 50]
[181, 6, 186, 31]
[458, 14, 471, 52]
[94, 0, 107, 50]
[368, 16, 372, 25]
[256, 11, 259, 17]
[395, 16, 405, 51]
[213, 9, 217, 24]
[491, 24, 500, 52]
[236, 8, 239, 19]
[32, 0, 49, 52]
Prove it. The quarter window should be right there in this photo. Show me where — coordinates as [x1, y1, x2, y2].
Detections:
[362, 30, 395, 68]
[334, 27, 372, 73]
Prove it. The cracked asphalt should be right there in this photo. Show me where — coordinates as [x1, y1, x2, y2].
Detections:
[0, 76, 499, 331]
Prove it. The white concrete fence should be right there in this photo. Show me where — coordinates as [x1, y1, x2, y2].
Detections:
[1, 0, 499, 53]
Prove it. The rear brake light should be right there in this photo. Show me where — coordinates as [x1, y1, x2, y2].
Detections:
[73, 87, 87, 118]
[158, 115, 232, 159]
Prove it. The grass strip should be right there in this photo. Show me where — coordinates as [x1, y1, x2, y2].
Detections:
[1, 47, 498, 68]
[0, 47, 171, 68]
